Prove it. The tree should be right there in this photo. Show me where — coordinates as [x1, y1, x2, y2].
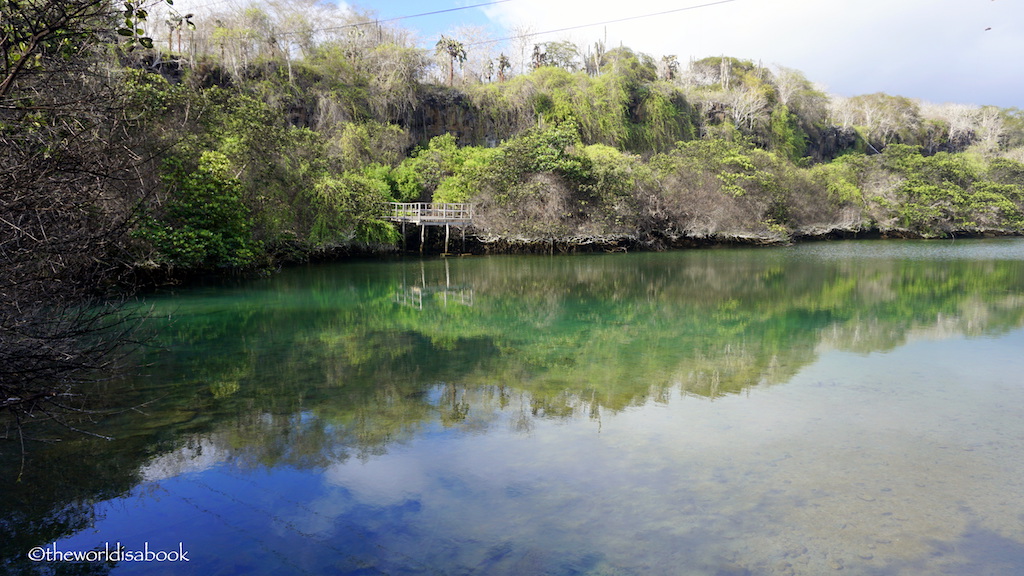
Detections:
[139, 153, 261, 269]
[435, 35, 466, 86]
[1, 0, 166, 449]
[846, 93, 920, 148]
[828, 95, 857, 130]
[540, 40, 580, 72]
[510, 23, 535, 75]
[165, 12, 195, 54]
[659, 55, 679, 81]
[497, 53, 511, 82]
[449, 25, 493, 84]
[531, 43, 547, 70]
[727, 87, 769, 133]
[770, 65, 808, 108]
[583, 39, 606, 76]
[976, 106, 1004, 154]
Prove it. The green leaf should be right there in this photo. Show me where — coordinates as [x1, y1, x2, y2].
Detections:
[117, 28, 134, 37]
[140, 37, 154, 49]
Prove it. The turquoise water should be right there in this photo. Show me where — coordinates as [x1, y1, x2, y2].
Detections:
[4, 239, 1024, 575]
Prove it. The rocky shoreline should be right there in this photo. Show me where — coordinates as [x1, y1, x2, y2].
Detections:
[413, 226, 1024, 256]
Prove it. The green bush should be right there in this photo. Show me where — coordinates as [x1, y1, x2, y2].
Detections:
[880, 145, 1024, 233]
[434, 146, 501, 203]
[308, 171, 398, 246]
[809, 154, 871, 205]
[580, 144, 648, 224]
[392, 133, 462, 200]
[140, 152, 261, 269]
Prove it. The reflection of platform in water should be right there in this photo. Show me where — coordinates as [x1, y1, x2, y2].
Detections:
[394, 285, 474, 309]
[396, 259, 473, 309]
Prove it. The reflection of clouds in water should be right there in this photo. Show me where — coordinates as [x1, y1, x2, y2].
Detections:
[323, 454, 429, 506]
[280, 453, 432, 537]
[139, 437, 230, 482]
[292, 331, 1024, 574]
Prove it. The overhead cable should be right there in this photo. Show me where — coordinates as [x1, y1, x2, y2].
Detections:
[465, 0, 741, 46]
[280, 0, 514, 36]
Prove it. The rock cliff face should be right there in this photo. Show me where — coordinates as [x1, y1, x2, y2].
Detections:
[407, 87, 502, 147]
[807, 126, 860, 162]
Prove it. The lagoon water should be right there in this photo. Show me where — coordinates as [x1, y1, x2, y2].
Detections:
[4, 239, 1024, 575]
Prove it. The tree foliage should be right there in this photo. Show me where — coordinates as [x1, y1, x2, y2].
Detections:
[0, 0, 174, 441]
[435, 35, 466, 86]
[139, 152, 261, 269]
[5, 0, 1024, 441]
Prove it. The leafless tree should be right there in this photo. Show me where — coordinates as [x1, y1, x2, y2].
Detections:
[976, 106, 1005, 154]
[727, 88, 769, 132]
[679, 58, 720, 88]
[831, 93, 920, 148]
[510, 23, 535, 76]
[1, 0, 161, 452]
[449, 25, 493, 84]
[828, 95, 857, 129]
[771, 65, 808, 108]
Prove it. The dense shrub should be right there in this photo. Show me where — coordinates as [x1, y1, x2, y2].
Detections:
[140, 152, 261, 269]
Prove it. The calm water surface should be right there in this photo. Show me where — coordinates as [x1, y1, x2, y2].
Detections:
[4, 239, 1024, 575]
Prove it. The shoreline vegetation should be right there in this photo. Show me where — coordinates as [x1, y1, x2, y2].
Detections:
[3, 0, 1024, 428]
[115, 20, 1024, 269]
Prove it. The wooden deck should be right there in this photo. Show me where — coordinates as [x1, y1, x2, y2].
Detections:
[388, 203, 474, 226]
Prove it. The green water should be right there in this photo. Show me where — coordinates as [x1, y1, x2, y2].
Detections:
[4, 240, 1024, 575]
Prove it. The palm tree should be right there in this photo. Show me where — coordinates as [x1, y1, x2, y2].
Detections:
[660, 55, 680, 81]
[497, 53, 511, 82]
[435, 35, 466, 86]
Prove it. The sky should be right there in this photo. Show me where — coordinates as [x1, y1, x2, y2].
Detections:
[164, 0, 1023, 108]
[345, 0, 1023, 108]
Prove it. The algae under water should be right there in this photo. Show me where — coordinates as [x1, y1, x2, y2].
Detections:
[4, 239, 1024, 575]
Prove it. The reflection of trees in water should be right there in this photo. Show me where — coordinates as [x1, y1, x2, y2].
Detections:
[6, 246, 1024, 560]
[0, 426, 154, 576]
[122, 249, 1024, 460]
[136, 249, 1024, 414]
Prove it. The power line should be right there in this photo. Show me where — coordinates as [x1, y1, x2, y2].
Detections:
[465, 0, 741, 47]
[279, 0, 514, 36]
[168, 0, 738, 54]
[362, 0, 512, 27]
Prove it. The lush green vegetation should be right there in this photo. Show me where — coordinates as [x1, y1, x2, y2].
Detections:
[3, 0, 1024, 424]
[7, 1, 1024, 272]
[97, 5, 1024, 264]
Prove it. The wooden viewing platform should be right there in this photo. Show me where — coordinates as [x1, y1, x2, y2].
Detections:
[387, 203, 474, 254]
[388, 203, 474, 226]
